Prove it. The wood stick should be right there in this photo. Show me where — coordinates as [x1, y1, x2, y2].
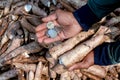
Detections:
[81, 75, 87, 80]
[108, 66, 118, 78]
[26, 15, 42, 26]
[18, 69, 26, 80]
[12, 1, 26, 8]
[6, 21, 21, 39]
[58, 0, 74, 12]
[0, 40, 10, 55]
[20, 17, 35, 33]
[106, 16, 120, 26]
[82, 65, 107, 78]
[49, 29, 95, 60]
[0, 1, 8, 8]
[34, 62, 43, 80]
[81, 71, 102, 80]
[0, 18, 8, 37]
[13, 63, 37, 72]
[0, 36, 23, 59]
[6, 56, 47, 64]
[32, 4, 47, 17]
[42, 65, 49, 77]
[59, 34, 109, 67]
[45, 52, 56, 65]
[63, 0, 87, 9]
[48, 63, 57, 79]
[3, 1, 12, 15]
[60, 71, 71, 80]
[0, 30, 9, 50]
[0, 69, 18, 80]
[0, 42, 43, 67]
[73, 70, 82, 78]
[29, 70, 34, 80]
[52, 64, 67, 74]
[58, 26, 119, 68]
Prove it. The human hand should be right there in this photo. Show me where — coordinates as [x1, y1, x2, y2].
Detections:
[68, 51, 94, 71]
[36, 9, 82, 44]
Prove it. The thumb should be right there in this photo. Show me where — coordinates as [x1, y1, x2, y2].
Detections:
[42, 13, 57, 22]
[68, 62, 89, 71]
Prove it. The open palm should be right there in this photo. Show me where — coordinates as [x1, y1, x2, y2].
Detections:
[35, 9, 82, 44]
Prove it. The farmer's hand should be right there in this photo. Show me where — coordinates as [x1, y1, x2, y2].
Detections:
[68, 51, 94, 71]
[36, 9, 82, 44]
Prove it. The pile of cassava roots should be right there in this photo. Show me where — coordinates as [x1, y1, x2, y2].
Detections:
[1, 0, 120, 80]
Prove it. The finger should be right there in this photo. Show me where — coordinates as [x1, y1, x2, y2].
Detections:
[37, 36, 48, 43]
[43, 31, 66, 44]
[35, 23, 47, 32]
[68, 62, 89, 71]
[36, 29, 47, 38]
[43, 36, 61, 44]
[53, 20, 60, 27]
[42, 13, 57, 22]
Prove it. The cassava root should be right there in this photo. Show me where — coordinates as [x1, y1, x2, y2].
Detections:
[0, 0, 120, 80]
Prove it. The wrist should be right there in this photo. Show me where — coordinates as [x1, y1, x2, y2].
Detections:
[73, 4, 100, 31]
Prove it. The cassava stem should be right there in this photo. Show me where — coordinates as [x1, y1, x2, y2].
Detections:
[0, 42, 43, 67]
[6, 56, 46, 64]
[49, 29, 95, 60]
[106, 16, 120, 26]
[26, 15, 42, 26]
[13, 63, 37, 72]
[60, 71, 71, 80]
[29, 70, 34, 80]
[32, 4, 47, 17]
[58, 0, 74, 12]
[7, 21, 21, 39]
[0, 69, 18, 80]
[59, 34, 109, 67]
[0, 19, 8, 37]
[82, 65, 107, 78]
[20, 17, 35, 33]
[81, 71, 102, 80]
[34, 62, 43, 80]
[0, 36, 23, 60]
[58, 26, 118, 68]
